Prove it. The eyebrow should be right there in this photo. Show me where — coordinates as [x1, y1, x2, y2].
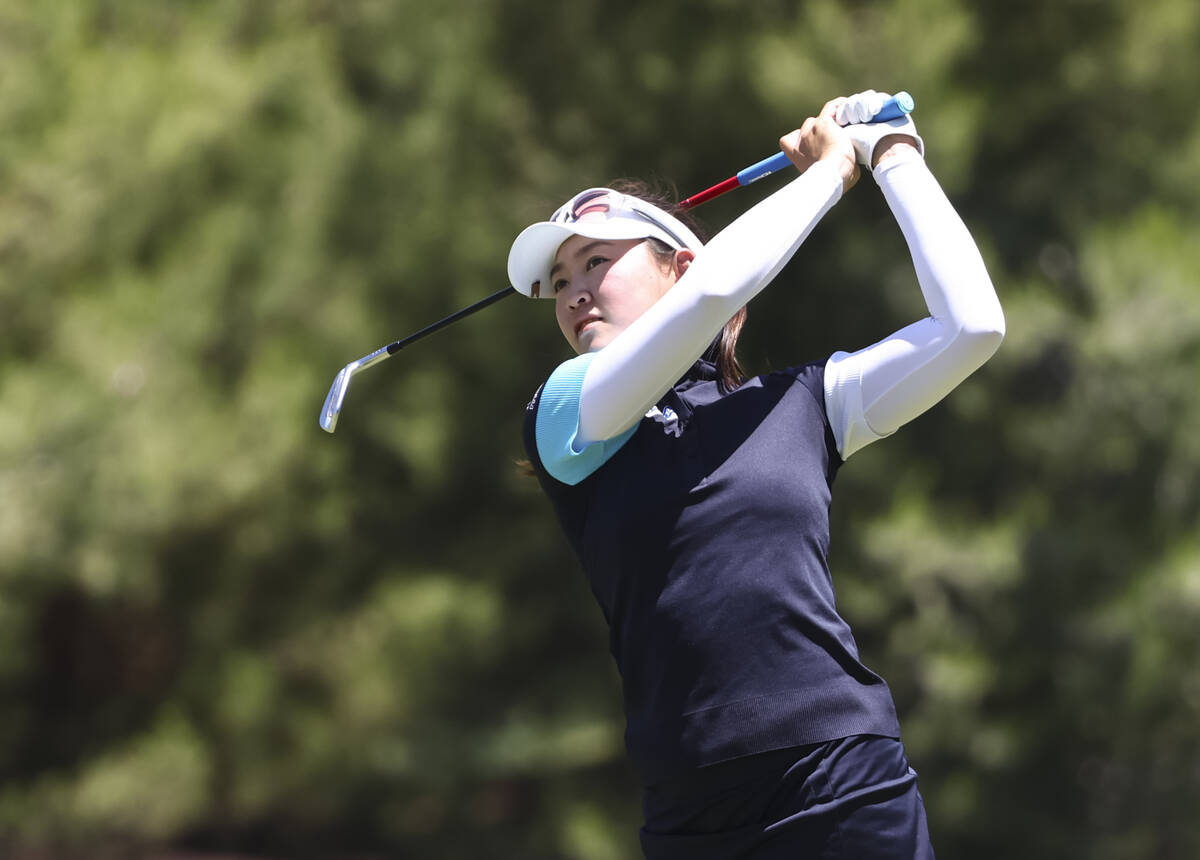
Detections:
[549, 240, 612, 279]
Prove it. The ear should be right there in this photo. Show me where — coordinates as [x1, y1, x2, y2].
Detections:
[673, 248, 696, 278]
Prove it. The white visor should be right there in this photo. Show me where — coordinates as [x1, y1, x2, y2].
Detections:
[507, 188, 703, 298]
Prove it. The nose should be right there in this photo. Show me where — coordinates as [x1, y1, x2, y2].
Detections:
[567, 289, 590, 311]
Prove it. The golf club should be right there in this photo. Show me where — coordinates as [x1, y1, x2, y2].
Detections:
[319, 92, 914, 433]
[319, 285, 515, 432]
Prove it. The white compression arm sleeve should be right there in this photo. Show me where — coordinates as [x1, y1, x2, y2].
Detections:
[576, 160, 845, 444]
[824, 150, 1005, 460]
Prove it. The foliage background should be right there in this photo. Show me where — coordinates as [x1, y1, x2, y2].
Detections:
[1, 1, 1198, 857]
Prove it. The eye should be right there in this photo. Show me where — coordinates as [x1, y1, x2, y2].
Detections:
[552, 277, 569, 294]
[585, 255, 607, 271]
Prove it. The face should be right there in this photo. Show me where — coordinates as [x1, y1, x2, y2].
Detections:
[552, 235, 692, 353]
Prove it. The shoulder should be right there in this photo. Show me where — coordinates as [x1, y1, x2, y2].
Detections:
[759, 359, 829, 404]
[523, 353, 638, 487]
[522, 353, 594, 449]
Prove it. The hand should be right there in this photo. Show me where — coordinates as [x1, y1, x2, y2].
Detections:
[835, 89, 924, 167]
[834, 89, 888, 125]
[779, 98, 859, 194]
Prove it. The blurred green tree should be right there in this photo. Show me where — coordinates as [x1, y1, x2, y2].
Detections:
[0, 0, 1197, 858]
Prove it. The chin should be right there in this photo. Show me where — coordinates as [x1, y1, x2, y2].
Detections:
[576, 328, 605, 352]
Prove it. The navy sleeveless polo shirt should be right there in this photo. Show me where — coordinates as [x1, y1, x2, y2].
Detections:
[523, 358, 900, 784]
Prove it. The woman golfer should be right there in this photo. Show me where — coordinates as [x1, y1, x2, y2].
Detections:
[507, 90, 1004, 859]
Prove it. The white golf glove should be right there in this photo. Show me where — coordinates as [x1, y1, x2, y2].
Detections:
[835, 89, 924, 167]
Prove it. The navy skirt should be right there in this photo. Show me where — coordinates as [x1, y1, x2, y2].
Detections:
[639, 735, 935, 860]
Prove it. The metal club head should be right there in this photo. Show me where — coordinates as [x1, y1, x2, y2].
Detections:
[319, 365, 353, 433]
[319, 346, 392, 433]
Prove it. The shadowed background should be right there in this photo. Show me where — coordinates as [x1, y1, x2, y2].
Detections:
[1, 1, 1198, 858]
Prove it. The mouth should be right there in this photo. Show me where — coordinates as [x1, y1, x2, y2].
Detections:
[574, 317, 601, 338]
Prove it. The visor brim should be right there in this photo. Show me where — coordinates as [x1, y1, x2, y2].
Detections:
[507, 219, 693, 299]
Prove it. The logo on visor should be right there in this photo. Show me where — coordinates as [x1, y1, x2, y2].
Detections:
[550, 188, 691, 250]
[563, 190, 613, 222]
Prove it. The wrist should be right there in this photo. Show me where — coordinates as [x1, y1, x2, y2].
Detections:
[871, 134, 922, 169]
[817, 152, 858, 193]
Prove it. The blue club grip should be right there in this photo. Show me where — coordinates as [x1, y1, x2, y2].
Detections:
[736, 91, 914, 187]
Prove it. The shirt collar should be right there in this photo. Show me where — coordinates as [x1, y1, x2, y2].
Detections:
[678, 356, 718, 389]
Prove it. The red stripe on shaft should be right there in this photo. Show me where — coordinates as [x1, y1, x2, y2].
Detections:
[679, 175, 740, 210]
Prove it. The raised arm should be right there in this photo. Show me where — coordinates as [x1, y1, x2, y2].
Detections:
[824, 141, 1005, 460]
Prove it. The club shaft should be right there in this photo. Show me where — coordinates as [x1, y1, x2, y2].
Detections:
[385, 286, 516, 354]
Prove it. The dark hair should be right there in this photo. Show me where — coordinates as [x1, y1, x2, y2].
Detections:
[608, 178, 747, 392]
